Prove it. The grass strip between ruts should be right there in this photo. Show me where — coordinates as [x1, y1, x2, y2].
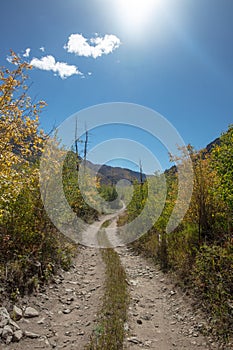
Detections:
[85, 222, 129, 350]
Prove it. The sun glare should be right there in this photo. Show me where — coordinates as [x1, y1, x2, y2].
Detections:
[116, 0, 162, 37]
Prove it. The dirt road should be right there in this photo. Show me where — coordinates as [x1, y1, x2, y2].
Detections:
[1, 215, 228, 349]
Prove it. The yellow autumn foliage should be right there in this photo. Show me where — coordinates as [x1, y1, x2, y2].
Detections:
[0, 51, 45, 215]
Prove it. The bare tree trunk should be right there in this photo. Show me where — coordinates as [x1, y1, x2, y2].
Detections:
[74, 117, 79, 171]
[84, 128, 88, 172]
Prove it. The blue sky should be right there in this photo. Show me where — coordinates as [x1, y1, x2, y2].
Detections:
[1, 0, 233, 173]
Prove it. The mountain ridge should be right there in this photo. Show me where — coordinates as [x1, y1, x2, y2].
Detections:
[85, 137, 220, 184]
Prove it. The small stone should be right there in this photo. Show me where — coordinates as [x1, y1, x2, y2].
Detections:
[63, 309, 72, 314]
[50, 340, 57, 348]
[12, 305, 23, 321]
[2, 325, 13, 344]
[20, 317, 30, 324]
[9, 320, 19, 331]
[24, 330, 40, 338]
[142, 314, 152, 321]
[13, 329, 23, 342]
[145, 340, 152, 346]
[24, 307, 39, 318]
[197, 323, 204, 329]
[0, 307, 10, 327]
[67, 297, 74, 302]
[6, 335, 13, 344]
[130, 280, 138, 286]
[37, 317, 45, 324]
[137, 319, 143, 325]
[127, 336, 140, 344]
[2, 325, 13, 336]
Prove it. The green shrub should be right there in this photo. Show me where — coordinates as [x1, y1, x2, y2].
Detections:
[192, 243, 233, 339]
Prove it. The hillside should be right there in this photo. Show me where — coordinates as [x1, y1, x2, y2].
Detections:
[86, 137, 220, 184]
[85, 160, 147, 185]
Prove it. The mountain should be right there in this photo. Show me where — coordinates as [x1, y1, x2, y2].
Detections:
[205, 137, 220, 154]
[82, 137, 220, 185]
[164, 137, 220, 177]
[85, 160, 146, 185]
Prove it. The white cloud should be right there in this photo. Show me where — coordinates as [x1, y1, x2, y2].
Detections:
[30, 55, 82, 79]
[23, 48, 31, 57]
[39, 46, 45, 52]
[64, 33, 121, 59]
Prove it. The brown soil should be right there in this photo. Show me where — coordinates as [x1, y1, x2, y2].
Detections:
[2, 246, 105, 350]
[1, 215, 231, 349]
[118, 246, 221, 350]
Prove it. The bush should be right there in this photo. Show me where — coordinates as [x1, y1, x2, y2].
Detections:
[0, 53, 76, 300]
[192, 242, 233, 339]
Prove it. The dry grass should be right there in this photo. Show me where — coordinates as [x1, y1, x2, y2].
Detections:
[85, 222, 129, 350]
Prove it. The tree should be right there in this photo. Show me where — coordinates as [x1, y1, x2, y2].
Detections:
[170, 146, 222, 242]
[0, 51, 45, 216]
[187, 151, 222, 242]
[212, 125, 233, 234]
[0, 52, 76, 296]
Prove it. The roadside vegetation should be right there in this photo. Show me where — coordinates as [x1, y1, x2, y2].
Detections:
[0, 53, 98, 300]
[118, 128, 233, 342]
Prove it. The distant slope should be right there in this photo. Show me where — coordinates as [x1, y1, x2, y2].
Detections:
[205, 137, 220, 153]
[164, 137, 220, 176]
[85, 160, 146, 185]
[83, 137, 220, 184]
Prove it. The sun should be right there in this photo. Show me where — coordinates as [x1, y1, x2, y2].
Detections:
[116, 0, 162, 37]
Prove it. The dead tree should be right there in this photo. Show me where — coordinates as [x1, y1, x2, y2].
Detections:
[74, 117, 79, 171]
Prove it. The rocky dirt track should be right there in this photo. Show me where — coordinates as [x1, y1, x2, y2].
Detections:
[1, 216, 231, 349]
